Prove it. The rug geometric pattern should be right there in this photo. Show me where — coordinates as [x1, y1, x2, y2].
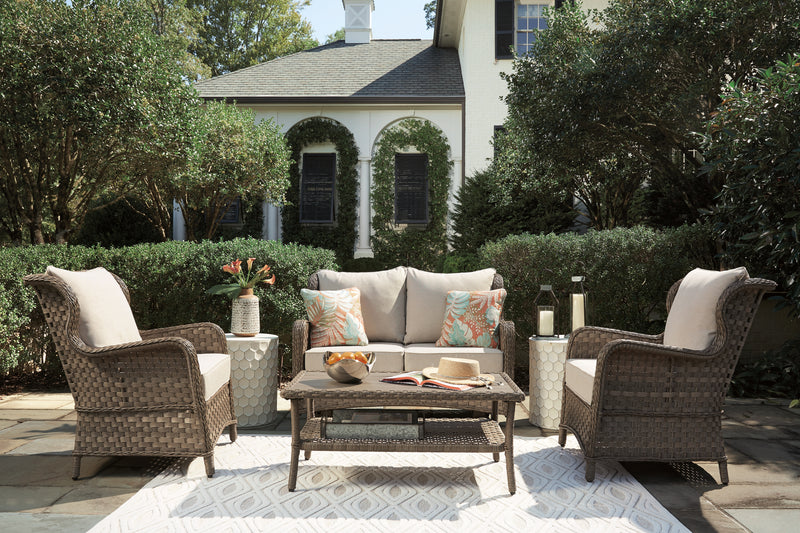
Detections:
[89, 435, 689, 533]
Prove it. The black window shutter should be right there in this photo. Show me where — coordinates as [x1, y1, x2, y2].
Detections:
[495, 0, 514, 59]
[300, 153, 336, 223]
[394, 154, 429, 224]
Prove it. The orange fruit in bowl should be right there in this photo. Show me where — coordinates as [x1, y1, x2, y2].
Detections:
[327, 352, 343, 365]
[353, 352, 369, 364]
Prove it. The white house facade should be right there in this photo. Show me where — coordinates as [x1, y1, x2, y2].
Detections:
[191, 0, 609, 257]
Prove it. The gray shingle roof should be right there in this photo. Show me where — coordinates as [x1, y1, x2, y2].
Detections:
[195, 40, 464, 101]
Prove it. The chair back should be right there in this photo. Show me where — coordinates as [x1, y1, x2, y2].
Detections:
[665, 276, 776, 391]
[23, 272, 133, 401]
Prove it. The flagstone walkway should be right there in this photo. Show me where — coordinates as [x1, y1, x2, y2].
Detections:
[0, 391, 798, 532]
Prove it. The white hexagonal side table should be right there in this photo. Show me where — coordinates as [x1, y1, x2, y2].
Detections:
[225, 333, 280, 427]
[529, 335, 570, 430]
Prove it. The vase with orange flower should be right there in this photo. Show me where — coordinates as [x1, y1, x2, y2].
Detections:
[207, 258, 276, 337]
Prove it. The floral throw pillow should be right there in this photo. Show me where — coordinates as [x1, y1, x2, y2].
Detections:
[301, 287, 369, 347]
[435, 289, 507, 348]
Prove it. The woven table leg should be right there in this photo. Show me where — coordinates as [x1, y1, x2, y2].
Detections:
[72, 455, 82, 480]
[505, 400, 517, 495]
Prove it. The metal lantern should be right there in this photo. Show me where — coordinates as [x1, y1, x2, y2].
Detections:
[570, 276, 588, 332]
[533, 284, 559, 337]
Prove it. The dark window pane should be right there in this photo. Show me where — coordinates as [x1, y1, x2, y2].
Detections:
[394, 154, 428, 224]
[495, 0, 514, 58]
[300, 153, 336, 223]
[220, 197, 241, 225]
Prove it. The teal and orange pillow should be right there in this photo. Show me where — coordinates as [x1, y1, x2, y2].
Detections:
[435, 289, 507, 348]
[301, 287, 369, 347]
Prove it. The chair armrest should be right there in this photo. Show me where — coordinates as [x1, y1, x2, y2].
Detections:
[497, 320, 515, 380]
[139, 322, 227, 353]
[292, 319, 310, 378]
[567, 326, 663, 360]
[71, 337, 205, 410]
[591, 339, 721, 413]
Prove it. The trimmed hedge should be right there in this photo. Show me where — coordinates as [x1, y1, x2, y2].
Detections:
[0, 239, 337, 377]
[478, 224, 717, 355]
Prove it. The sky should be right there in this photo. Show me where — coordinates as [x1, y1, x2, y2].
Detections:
[301, 0, 434, 43]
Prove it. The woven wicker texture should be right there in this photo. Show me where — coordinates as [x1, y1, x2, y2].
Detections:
[558, 276, 776, 484]
[292, 271, 517, 414]
[283, 371, 522, 493]
[23, 272, 238, 479]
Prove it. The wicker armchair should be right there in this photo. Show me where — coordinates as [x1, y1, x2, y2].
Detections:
[558, 274, 776, 484]
[24, 271, 238, 479]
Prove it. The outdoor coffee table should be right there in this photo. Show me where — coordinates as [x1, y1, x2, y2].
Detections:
[280, 371, 525, 494]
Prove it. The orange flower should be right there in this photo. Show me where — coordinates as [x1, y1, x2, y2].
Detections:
[264, 274, 276, 285]
[222, 264, 235, 274]
[258, 264, 271, 274]
[247, 257, 255, 270]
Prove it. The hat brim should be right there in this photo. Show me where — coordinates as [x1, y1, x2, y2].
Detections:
[422, 367, 495, 386]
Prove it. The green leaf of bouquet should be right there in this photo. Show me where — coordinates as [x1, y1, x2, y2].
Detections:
[206, 284, 241, 299]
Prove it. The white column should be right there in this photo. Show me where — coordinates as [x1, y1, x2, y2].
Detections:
[354, 157, 374, 258]
[263, 203, 281, 241]
[172, 199, 186, 241]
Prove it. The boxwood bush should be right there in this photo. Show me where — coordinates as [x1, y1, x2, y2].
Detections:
[478, 224, 717, 360]
[0, 239, 337, 378]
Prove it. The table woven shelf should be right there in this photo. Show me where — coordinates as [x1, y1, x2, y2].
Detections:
[300, 417, 507, 452]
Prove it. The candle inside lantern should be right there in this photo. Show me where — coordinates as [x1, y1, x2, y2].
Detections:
[571, 293, 585, 331]
[538, 309, 554, 336]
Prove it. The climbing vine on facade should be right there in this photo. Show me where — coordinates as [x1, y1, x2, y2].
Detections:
[371, 119, 453, 270]
[282, 118, 359, 263]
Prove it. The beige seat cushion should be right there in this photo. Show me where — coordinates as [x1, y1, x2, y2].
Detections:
[46, 266, 142, 348]
[565, 358, 596, 405]
[317, 267, 407, 343]
[403, 344, 504, 373]
[404, 268, 496, 344]
[305, 343, 405, 373]
[663, 267, 748, 351]
[197, 353, 231, 401]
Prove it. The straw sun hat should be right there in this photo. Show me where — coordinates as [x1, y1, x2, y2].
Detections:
[422, 357, 495, 387]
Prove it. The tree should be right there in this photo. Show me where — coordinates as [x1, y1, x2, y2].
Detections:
[499, 0, 800, 229]
[704, 54, 800, 316]
[187, 0, 317, 76]
[451, 165, 573, 253]
[139, 0, 211, 80]
[424, 1, 436, 29]
[325, 28, 345, 44]
[166, 102, 291, 241]
[0, 0, 195, 244]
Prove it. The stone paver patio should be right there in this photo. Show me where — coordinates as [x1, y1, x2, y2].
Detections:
[0, 391, 798, 532]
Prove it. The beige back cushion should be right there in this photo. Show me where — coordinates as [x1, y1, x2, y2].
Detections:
[404, 268, 496, 344]
[663, 267, 748, 351]
[47, 266, 142, 348]
[317, 267, 407, 343]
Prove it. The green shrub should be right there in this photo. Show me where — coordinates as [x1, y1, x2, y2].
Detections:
[0, 239, 337, 378]
[451, 166, 574, 253]
[703, 54, 800, 317]
[72, 195, 163, 246]
[730, 338, 800, 401]
[479, 224, 716, 352]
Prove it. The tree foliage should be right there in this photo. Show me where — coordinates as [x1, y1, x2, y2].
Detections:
[325, 28, 345, 44]
[167, 102, 291, 241]
[0, 0, 195, 244]
[424, 1, 436, 29]
[499, 0, 800, 229]
[704, 54, 800, 316]
[187, 0, 317, 76]
[451, 165, 573, 253]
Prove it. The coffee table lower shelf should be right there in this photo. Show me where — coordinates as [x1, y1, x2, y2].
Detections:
[290, 416, 517, 493]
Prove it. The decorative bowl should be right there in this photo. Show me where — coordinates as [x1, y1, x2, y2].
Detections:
[324, 351, 375, 383]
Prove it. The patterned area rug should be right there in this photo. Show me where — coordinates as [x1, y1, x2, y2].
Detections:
[89, 435, 689, 532]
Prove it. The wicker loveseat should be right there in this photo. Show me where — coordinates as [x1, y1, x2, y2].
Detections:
[24, 267, 237, 479]
[292, 267, 515, 378]
[558, 267, 776, 483]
